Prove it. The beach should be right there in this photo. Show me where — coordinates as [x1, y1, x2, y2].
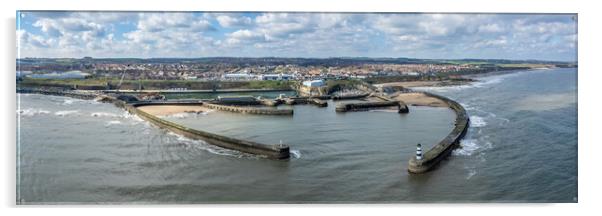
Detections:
[392, 92, 448, 107]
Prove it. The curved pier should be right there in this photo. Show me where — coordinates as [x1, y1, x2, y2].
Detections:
[407, 92, 469, 173]
[126, 102, 291, 159]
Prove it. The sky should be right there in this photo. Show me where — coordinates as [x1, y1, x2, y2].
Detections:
[16, 12, 577, 61]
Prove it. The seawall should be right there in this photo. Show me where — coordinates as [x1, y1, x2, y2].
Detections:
[283, 97, 328, 107]
[126, 103, 291, 159]
[202, 103, 294, 115]
[335, 100, 408, 113]
[407, 91, 470, 173]
[331, 92, 370, 100]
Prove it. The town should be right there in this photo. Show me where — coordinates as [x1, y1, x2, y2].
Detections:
[16, 57, 576, 82]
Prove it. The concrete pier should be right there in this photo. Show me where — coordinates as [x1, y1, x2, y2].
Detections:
[407, 92, 469, 173]
[335, 101, 408, 113]
[283, 97, 328, 107]
[202, 103, 294, 115]
[331, 92, 370, 100]
[127, 103, 290, 159]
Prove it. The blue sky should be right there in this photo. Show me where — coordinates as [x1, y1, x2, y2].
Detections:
[16, 12, 577, 61]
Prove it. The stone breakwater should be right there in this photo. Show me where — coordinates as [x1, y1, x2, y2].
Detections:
[331, 92, 371, 100]
[407, 91, 470, 173]
[283, 97, 328, 107]
[335, 100, 409, 113]
[126, 102, 290, 159]
[202, 103, 294, 115]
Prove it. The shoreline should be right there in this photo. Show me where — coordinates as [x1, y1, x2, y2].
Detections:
[376, 68, 547, 89]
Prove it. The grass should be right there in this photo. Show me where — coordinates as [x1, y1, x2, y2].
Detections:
[19, 77, 295, 90]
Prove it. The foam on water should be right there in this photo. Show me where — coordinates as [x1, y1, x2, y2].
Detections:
[453, 136, 494, 156]
[290, 150, 302, 159]
[165, 132, 255, 158]
[105, 120, 122, 127]
[90, 112, 120, 118]
[55, 110, 79, 117]
[17, 108, 51, 117]
[469, 116, 487, 128]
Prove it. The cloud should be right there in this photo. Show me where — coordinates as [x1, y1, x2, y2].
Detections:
[17, 12, 577, 60]
[216, 14, 253, 28]
[17, 29, 51, 48]
[137, 13, 215, 32]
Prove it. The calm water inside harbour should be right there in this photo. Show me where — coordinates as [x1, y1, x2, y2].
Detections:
[17, 68, 577, 203]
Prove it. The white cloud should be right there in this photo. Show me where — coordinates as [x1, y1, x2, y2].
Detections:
[216, 15, 252, 28]
[137, 13, 215, 32]
[17, 12, 577, 60]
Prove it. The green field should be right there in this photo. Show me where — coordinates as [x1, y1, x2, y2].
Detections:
[18, 77, 295, 90]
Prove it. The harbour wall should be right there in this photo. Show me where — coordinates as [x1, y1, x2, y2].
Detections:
[202, 103, 294, 115]
[125, 103, 290, 159]
[283, 97, 328, 107]
[331, 92, 371, 100]
[407, 92, 470, 173]
[335, 100, 408, 113]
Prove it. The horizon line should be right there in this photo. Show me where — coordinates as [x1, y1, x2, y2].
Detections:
[16, 56, 576, 63]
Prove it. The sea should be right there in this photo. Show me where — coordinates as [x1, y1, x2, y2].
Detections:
[16, 68, 577, 203]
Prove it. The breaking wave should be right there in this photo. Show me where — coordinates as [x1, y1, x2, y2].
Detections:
[55, 110, 79, 117]
[290, 149, 302, 159]
[453, 138, 493, 157]
[166, 132, 257, 158]
[469, 116, 487, 128]
[17, 108, 51, 117]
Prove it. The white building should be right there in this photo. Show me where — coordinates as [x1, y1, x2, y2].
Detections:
[259, 73, 294, 81]
[302, 79, 325, 87]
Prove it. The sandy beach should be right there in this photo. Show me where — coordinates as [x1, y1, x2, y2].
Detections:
[393, 92, 448, 107]
[137, 105, 213, 116]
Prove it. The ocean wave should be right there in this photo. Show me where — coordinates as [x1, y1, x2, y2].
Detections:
[17, 108, 51, 117]
[54, 110, 79, 116]
[453, 138, 493, 156]
[469, 116, 487, 127]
